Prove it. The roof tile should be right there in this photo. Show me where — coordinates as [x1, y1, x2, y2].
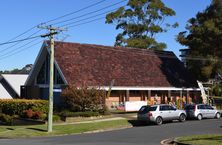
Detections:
[53, 41, 197, 88]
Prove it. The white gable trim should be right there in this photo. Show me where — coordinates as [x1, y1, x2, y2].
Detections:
[25, 41, 68, 86]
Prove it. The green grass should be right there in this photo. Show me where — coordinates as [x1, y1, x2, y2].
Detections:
[176, 134, 222, 145]
[0, 119, 131, 138]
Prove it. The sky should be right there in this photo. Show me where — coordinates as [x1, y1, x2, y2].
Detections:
[0, 0, 211, 71]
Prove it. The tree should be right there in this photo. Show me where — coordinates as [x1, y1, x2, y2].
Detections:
[106, 0, 177, 50]
[177, 0, 222, 81]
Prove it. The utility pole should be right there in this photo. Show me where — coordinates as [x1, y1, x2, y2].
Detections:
[38, 25, 66, 132]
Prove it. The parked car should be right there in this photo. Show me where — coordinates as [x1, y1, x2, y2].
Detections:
[185, 104, 221, 120]
[137, 104, 186, 125]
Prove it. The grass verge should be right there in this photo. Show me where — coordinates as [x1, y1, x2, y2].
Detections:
[0, 119, 131, 138]
[176, 134, 222, 145]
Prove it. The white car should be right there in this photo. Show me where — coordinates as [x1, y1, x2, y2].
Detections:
[185, 104, 221, 120]
[137, 104, 186, 125]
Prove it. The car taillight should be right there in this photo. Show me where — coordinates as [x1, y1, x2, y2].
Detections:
[148, 112, 152, 117]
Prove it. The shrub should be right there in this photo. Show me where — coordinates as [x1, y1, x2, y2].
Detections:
[21, 109, 44, 120]
[22, 109, 34, 118]
[40, 113, 47, 120]
[32, 111, 43, 120]
[53, 115, 61, 122]
[61, 85, 106, 112]
[0, 114, 13, 125]
[0, 99, 48, 116]
[44, 114, 60, 122]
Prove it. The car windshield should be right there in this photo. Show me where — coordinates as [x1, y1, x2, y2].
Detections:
[185, 105, 195, 110]
[139, 106, 157, 113]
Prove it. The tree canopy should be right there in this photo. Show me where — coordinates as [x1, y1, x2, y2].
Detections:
[0, 64, 33, 74]
[106, 0, 177, 50]
[177, 0, 222, 81]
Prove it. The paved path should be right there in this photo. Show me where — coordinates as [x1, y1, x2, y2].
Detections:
[0, 119, 221, 145]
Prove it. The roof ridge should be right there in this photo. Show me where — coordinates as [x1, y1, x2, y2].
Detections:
[53, 41, 175, 57]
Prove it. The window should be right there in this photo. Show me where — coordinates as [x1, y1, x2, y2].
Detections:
[205, 105, 214, 110]
[139, 106, 157, 113]
[36, 55, 64, 85]
[169, 105, 176, 110]
[160, 105, 169, 111]
[150, 106, 157, 111]
[198, 105, 206, 109]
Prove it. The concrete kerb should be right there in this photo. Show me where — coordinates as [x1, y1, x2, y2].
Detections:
[160, 138, 175, 145]
[160, 138, 189, 145]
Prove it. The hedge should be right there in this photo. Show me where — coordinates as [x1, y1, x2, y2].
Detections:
[0, 99, 48, 116]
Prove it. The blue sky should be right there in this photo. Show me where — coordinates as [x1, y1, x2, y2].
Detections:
[0, 0, 211, 71]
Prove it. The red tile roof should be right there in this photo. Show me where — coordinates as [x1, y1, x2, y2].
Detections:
[53, 41, 197, 88]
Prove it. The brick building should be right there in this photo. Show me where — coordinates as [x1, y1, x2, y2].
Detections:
[23, 41, 201, 108]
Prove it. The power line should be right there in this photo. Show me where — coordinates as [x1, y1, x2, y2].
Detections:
[42, 0, 107, 25]
[0, 0, 107, 48]
[0, 38, 41, 57]
[52, 0, 127, 26]
[0, 40, 43, 61]
[5, 26, 37, 43]
[67, 16, 106, 28]
[0, 29, 42, 53]
[0, 34, 42, 46]
[60, 7, 122, 28]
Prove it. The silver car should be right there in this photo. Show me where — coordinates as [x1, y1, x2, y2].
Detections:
[137, 104, 186, 125]
[185, 104, 221, 120]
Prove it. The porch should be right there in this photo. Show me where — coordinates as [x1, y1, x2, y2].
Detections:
[103, 87, 201, 110]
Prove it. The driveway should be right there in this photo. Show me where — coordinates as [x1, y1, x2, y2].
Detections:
[0, 119, 221, 145]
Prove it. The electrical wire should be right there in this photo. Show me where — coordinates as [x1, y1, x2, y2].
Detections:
[0, 29, 42, 53]
[42, 0, 107, 25]
[3, 0, 215, 63]
[66, 17, 106, 28]
[0, 40, 43, 61]
[52, 0, 126, 26]
[0, 34, 42, 46]
[0, 0, 108, 49]
[0, 38, 41, 57]
[5, 26, 37, 43]
[59, 7, 122, 28]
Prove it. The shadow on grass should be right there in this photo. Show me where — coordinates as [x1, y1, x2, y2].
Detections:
[127, 120, 156, 127]
[26, 128, 47, 132]
[6, 128, 14, 130]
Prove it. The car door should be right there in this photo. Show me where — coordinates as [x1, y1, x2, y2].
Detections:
[168, 105, 178, 120]
[198, 105, 207, 118]
[205, 105, 215, 118]
[159, 105, 171, 120]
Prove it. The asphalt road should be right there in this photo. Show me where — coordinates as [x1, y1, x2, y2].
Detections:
[0, 119, 221, 145]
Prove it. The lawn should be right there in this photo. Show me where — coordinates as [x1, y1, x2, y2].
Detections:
[176, 134, 222, 145]
[0, 119, 131, 138]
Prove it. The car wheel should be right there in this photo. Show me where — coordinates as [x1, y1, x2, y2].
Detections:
[197, 114, 202, 120]
[156, 117, 163, 125]
[215, 113, 221, 119]
[179, 114, 186, 122]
